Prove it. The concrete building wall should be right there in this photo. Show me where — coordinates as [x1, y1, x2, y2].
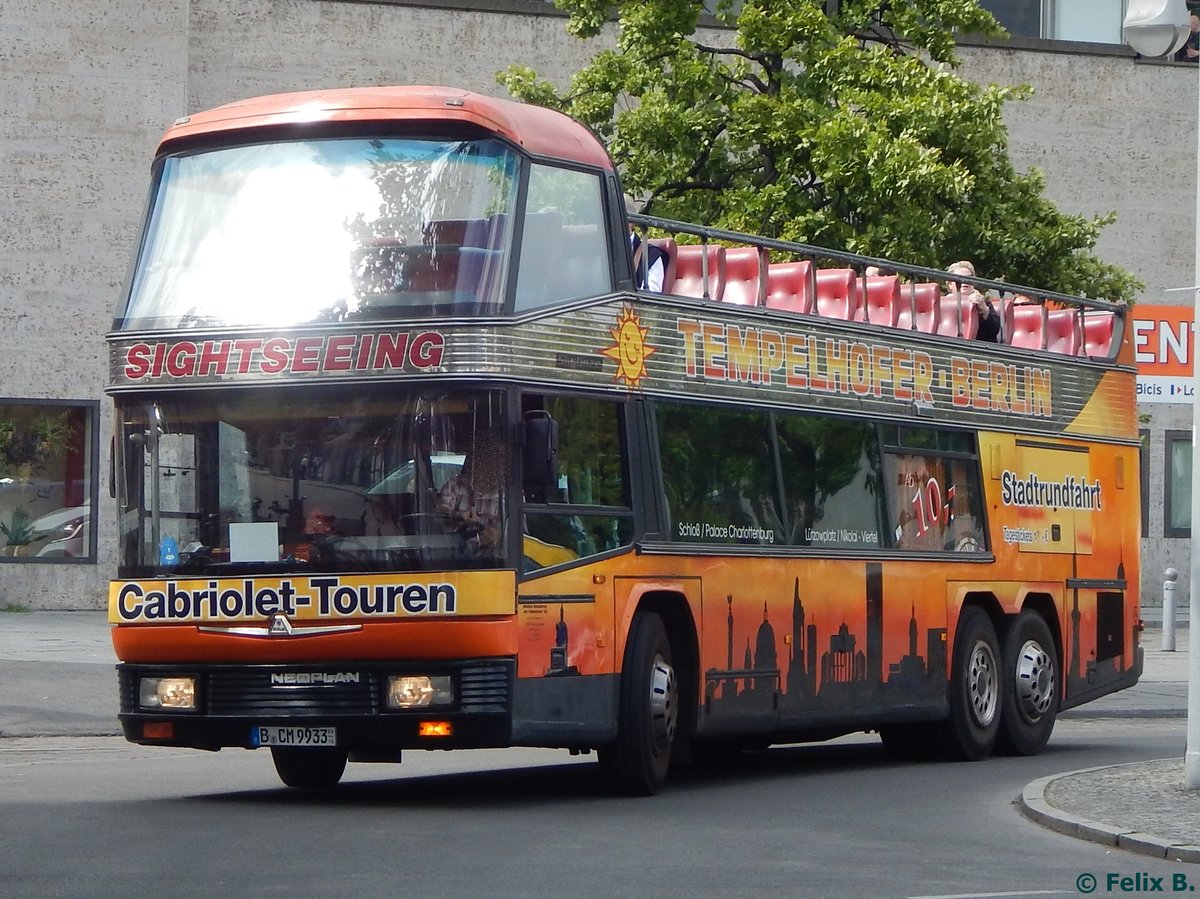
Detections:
[185, 0, 589, 112]
[0, 0, 189, 609]
[0, 1, 1191, 609]
[959, 45, 1195, 301]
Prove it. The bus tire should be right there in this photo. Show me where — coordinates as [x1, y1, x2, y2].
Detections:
[995, 611, 1059, 756]
[599, 612, 678, 795]
[270, 747, 347, 789]
[938, 606, 1001, 761]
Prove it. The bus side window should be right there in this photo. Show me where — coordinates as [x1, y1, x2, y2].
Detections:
[883, 448, 986, 553]
[514, 166, 611, 311]
[521, 395, 632, 571]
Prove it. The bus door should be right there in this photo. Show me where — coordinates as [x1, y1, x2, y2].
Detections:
[1008, 440, 1131, 699]
[124, 415, 207, 568]
[1009, 441, 1093, 559]
[122, 410, 268, 570]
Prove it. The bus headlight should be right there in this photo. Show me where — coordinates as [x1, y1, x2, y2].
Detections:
[387, 675, 453, 709]
[138, 676, 197, 710]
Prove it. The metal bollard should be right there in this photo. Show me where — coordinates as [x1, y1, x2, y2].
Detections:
[1164, 567, 1178, 652]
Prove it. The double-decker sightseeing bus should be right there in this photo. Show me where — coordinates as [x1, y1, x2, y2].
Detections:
[108, 86, 1141, 794]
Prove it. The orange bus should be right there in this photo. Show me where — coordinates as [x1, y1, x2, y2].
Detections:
[108, 86, 1141, 794]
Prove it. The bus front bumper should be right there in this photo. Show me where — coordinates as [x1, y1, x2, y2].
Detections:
[117, 658, 514, 752]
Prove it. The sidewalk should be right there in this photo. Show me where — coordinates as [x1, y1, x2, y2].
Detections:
[1022, 614, 1200, 862]
[0, 610, 119, 738]
[1, 608, 1197, 860]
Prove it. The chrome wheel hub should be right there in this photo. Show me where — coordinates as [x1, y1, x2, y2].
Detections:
[1013, 638, 1055, 722]
[649, 653, 678, 750]
[968, 639, 999, 727]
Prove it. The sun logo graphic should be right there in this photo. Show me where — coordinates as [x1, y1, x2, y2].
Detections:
[601, 305, 655, 388]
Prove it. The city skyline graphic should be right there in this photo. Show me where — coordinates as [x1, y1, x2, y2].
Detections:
[704, 563, 946, 723]
[700, 557, 1131, 726]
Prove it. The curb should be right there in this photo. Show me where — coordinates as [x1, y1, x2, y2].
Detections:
[1058, 708, 1187, 719]
[1019, 762, 1200, 863]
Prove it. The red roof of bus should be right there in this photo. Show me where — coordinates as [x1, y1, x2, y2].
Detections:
[157, 85, 615, 170]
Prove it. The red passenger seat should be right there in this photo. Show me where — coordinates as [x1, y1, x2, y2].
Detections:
[859, 275, 900, 327]
[895, 283, 941, 333]
[405, 247, 460, 292]
[937, 292, 979, 339]
[1045, 308, 1081, 355]
[765, 261, 814, 314]
[722, 247, 767, 306]
[673, 244, 727, 300]
[1009, 305, 1046, 350]
[814, 268, 860, 320]
[1083, 310, 1118, 358]
[423, 218, 474, 247]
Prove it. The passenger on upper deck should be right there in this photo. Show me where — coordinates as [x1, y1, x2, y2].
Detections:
[946, 261, 1001, 343]
[627, 195, 666, 292]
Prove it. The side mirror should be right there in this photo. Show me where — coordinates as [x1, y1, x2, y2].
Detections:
[520, 411, 559, 503]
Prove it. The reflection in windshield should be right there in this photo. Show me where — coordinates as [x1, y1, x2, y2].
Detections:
[115, 388, 509, 577]
[120, 138, 519, 329]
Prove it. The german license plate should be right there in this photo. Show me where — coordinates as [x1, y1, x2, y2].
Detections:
[253, 726, 337, 747]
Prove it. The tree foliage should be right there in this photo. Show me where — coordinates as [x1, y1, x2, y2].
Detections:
[499, 0, 1140, 301]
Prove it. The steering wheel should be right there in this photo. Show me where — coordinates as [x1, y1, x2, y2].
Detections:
[455, 519, 485, 539]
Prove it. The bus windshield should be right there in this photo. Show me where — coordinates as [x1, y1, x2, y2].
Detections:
[115, 387, 510, 577]
[118, 138, 520, 330]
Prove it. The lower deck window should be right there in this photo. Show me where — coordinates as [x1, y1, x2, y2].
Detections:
[655, 402, 887, 549]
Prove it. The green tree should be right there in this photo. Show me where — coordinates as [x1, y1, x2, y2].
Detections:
[500, 0, 1140, 302]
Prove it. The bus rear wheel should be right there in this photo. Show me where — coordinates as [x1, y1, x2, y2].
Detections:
[599, 612, 678, 795]
[995, 611, 1059, 756]
[938, 606, 1001, 761]
[271, 747, 347, 789]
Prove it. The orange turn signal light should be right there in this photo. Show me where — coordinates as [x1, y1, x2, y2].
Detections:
[143, 722, 175, 740]
[418, 721, 453, 738]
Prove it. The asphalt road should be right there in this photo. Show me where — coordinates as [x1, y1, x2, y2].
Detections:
[0, 718, 1191, 899]
[1, 611, 1195, 897]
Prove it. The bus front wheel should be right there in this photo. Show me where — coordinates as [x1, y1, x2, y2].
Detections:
[939, 606, 1001, 761]
[995, 611, 1059, 756]
[599, 612, 678, 795]
[271, 747, 348, 789]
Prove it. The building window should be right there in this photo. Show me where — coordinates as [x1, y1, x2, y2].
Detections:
[1165, 429, 1191, 538]
[0, 400, 97, 561]
[980, 0, 1126, 44]
[984, 0, 1041, 37]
